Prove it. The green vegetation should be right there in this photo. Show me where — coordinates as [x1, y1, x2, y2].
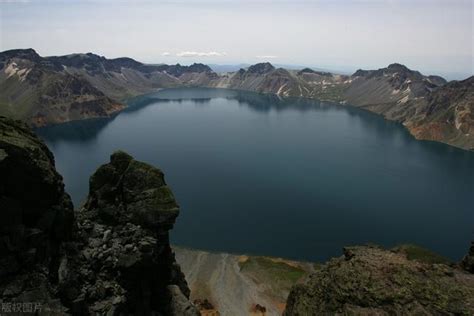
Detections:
[239, 256, 307, 297]
[393, 244, 451, 264]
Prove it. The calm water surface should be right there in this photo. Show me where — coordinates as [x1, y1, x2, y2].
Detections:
[37, 88, 474, 262]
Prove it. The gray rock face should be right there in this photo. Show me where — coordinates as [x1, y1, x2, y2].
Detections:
[0, 117, 197, 314]
[166, 285, 200, 316]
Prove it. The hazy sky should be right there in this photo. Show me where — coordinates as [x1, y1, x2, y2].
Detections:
[1, 0, 472, 79]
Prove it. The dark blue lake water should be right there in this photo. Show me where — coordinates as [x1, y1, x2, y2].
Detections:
[37, 88, 474, 262]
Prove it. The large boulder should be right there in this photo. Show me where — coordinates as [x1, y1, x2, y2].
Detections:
[0, 116, 74, 311]
[58, 151, 198, 315]
[284, 246, 474, 315]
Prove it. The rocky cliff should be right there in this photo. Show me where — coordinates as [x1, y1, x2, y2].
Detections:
[284, 245, 474, 315]
[0, 116, 74, 312]
[0, 116, 198, 315]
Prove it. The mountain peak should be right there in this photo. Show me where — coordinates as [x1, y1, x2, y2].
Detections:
[188, 63, 213, 73]
[387, 63, 411, 72]
[353, 63, 422, 79]
[298, 67, 315, 74]
[247, 62, 275, 74]
[298, 68, 332, 76]
[352, 69, 370, 77]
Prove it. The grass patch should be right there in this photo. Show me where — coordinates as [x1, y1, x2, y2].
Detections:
[393, 244, 451, 264]
[239, 256, 306, 286]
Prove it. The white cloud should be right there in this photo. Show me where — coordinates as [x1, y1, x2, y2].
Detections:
[161, 52, 171, 56]
[256, 55, 277, 59]
[176, 51, 226, 57]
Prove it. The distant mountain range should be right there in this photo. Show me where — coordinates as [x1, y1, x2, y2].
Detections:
[208, 63, 335, 74]
[0, 49, 472, 150]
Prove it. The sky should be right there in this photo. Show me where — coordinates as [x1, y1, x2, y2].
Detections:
[0, 0, 472, 80]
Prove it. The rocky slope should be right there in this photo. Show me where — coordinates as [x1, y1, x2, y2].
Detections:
[0, 49, 217, 126]
[174, 247, 314, 316]
[401, 76, 474, 150]
[284, 245, 474, 315]
[344, 63, 446, 107]
[47, 53, 216, 100]
[211, 62, 350, 100]
[0, 49, 125, 127]
[0, 116, 198, 314]
[343, 64, 473, 150]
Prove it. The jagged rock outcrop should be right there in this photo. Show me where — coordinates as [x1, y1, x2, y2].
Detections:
[0, 116, 74, 312]
[58, 150, 198, 315]
[0, 117, 198, 314]
[284, 246, 474, 315]
[462, 241, 474, 273]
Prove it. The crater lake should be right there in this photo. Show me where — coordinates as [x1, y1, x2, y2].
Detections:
[36, 88, 474, 262]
